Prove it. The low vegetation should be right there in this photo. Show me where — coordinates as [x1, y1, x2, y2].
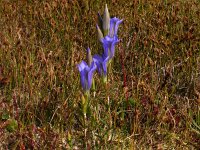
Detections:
[0, 0, 199, 149]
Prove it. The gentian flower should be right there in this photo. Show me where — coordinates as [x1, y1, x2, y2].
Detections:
[78, 60, 96, 92]
[97, 5, 123, 38]
[93, 54, 109, 82]
[109, 17, 123, 38]
[96, 5, 123, 61]
[100, 18, 122, 61]
[101, 35, 120, 61]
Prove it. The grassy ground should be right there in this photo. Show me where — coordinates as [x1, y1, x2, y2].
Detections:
[0, 0, 199, 149]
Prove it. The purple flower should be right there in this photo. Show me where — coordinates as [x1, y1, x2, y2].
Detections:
[97, 4, 123, 38]
[93, 54, 109, 77]
[97, 17, 123, 39]
[109, 17, 123, 38]
[97, 13, 123, 60]
[101, 35, 120, 60]
[78, 61, 96, 91]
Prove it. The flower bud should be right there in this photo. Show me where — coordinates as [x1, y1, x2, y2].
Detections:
[87, 48, 92, 66]
[97, 12, 103, 29]
[103, 4, 110, 35]
[97, 25, 104, 41]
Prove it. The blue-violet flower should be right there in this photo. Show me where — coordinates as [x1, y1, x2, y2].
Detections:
[93, 54, 109, 82]
[109, 17, 123, 38]
[78, 60, 96, 92]
[101, 35, 120, 61]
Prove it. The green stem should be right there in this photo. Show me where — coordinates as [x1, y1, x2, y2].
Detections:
[82, 92, 90, 148]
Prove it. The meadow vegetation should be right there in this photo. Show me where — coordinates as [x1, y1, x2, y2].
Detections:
[0, 0, 199, 149]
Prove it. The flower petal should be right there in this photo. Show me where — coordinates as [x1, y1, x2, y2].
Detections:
[78, 60, 96, 91]
[93, 54, 109, 76]
[101, 35, 119, 60]
[110, 36, 120, 58]
[78, 61, 88, 90]
[93, 54, 103, 75]
[109, 17, 123, 37]
[102, 56, 109, 75]
[87, 61, 97, 90]
[78, 61, 88, 72]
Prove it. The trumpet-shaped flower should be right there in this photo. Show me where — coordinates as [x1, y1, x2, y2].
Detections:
[97, 17, 123, 39]
[97, 6, 123, 60]
[109, 17, 123, 38]
[78, 61, 96, 92]
[98, 18, 123, 59]
[93, 54, 109, 77]
[101, 35, 120, 61]
[97, 5, 123, 38]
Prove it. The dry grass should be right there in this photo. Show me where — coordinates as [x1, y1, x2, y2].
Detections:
[0, 0, 199, 149]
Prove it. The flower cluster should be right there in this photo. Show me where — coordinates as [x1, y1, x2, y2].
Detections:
[78, 4, 123, 93]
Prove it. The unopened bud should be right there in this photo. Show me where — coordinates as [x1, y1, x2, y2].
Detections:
[103, 4, 110, 35]
[87, 48, 92, 66]
[97, 25, 104, 41]
[97, 12, 103, 29]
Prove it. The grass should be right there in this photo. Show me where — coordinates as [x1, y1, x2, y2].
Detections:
[0, 0, 199, 149]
